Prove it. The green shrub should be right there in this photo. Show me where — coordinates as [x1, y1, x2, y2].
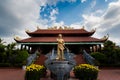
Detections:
[73, 64, 99, 80]
[102, 48, 120, 65]
[91, 52, 107, 64]
[13, 63, 23, 67]
[0, 44, 5, 53]
[0, 52, 7, 63]
[9, 50, 29, 67]
[25, 64, 46, 80]
[0, 63, 11, 67]
[0, 44, 6, 62]
[115, 49, 120, 63]
[15, 50, 29, 64]
[102, 40, 120, 65]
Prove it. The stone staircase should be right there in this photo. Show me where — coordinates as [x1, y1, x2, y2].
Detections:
[34, 54, 47, 65]
[34, 53, 86, 65]
[74, 54, 86, 65]
[34, 53, 86, 79]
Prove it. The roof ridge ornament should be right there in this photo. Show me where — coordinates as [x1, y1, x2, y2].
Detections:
[37, 26, 40, 30]
[91, 28, 96, 32]
[82, 26, 85, 29]
[101, 34, 109, 40]
[25, 29, 30, 33]
[59, 26, 63, 29]
[47, 26, 74, 30]
[48, 26, 57, 30]
[14, 36, 21, 41]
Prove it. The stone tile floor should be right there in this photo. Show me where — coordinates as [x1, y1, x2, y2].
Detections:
[0, 68, 120, 80]
[98, 69, 120, 80]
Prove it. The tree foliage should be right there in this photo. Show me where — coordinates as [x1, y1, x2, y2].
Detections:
[0, 38, 5, 44]
[102, 40, 120, 65]
[91, 52, 107, 64]
[6, 43, 16, 57]
[0, 38, 6, 63]
[91, 40, 120, 66]
[0, 38, 29, 67]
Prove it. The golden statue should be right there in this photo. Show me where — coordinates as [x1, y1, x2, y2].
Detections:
[56, 34, 65, 60]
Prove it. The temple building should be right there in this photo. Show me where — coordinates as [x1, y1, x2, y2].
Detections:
[14, 26, 108, 54]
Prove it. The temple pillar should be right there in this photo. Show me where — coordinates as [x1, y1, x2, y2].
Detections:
[92, 46, 94, 52]
[28, 46, 31, 53]
[97, 45, 99, 52]
[24, 45, 27, 50]
[21, 44, 23, 50]
[93, 45, 96, 52]
[90, 46, 92, 53]
[95, 45, 98, 52]
[93, 46, 95, 52]
[99, 44, 102, 52]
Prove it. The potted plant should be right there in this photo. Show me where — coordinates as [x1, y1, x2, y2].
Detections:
[73, 64, 99, 80]
[25, 64, 46, 80]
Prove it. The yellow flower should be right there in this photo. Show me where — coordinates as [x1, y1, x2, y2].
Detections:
[26, 64, 45, 72]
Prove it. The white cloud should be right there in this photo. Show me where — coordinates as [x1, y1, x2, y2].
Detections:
[1, 0, 120, 45]
[90, 0, 96, 8]
[43, 0, 76, 6]
[49, 8, 59, 21]
[70, 22, 83, 29]
[0, 0, 49, 44]
[0, 0, 79, 44]
[80, 0, 120, 45]
[94, 10, 104, 15]
[105, 0, 108, 2]
[98, 0, 120, 31]
[82, 14, 101, 30]
[81, 0, 86, 3]
[52, 21, 65, 27]
[66, 0, 76, 2]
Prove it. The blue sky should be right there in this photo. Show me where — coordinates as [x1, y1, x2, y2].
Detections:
[0, 0, 120, 45]
[42, 0, 95, 23]
[40, 0, 116, 25]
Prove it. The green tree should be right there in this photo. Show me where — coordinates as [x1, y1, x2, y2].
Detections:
[102, 40, 120, 65]
[0, 43, 6, 63]
[0, 38, 6, 44]
[91, 52, 107, 64]
[0, 38, 6, 53]
[103, 40, 115, 50]
[0, 38, 6, 63]
[10, 50, 29, 66]
[6, 43, 16, 57]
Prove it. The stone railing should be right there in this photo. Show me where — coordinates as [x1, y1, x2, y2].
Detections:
[26, 51, 38, 66]
[83, 50, 96, 65]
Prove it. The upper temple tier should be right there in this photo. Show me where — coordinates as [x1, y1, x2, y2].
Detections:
[25, 27, 95, 37]
[14, 26, 108, 43]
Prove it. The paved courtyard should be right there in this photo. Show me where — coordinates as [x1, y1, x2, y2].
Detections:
[0, 68, 120, 80]
[98, 69, 120, 80]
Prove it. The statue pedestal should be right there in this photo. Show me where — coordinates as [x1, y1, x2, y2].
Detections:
[45, 49, 76, 80]
[45, 60, 74, 80]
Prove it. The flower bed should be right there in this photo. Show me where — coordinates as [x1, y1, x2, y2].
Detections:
[25, 64, 46, 80]
[73, 64, 99, 80]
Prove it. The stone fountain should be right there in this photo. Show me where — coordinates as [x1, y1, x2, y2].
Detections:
[45, 34, 76, 80]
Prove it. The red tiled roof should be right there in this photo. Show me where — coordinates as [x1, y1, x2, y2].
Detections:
[26, 29, 95, 37]
[16, 37, 105, 43]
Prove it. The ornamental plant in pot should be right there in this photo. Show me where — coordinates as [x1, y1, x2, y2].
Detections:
[25, 64, 46, 80]
[73, 64, 99, 80]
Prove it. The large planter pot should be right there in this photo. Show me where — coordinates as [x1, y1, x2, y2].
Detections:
[73, 64, 99, 80]
[25, 71, 41, 80]
[25, 64, 46, 80]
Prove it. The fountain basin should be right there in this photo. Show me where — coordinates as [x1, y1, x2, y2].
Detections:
[45, 59, 75, 80]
